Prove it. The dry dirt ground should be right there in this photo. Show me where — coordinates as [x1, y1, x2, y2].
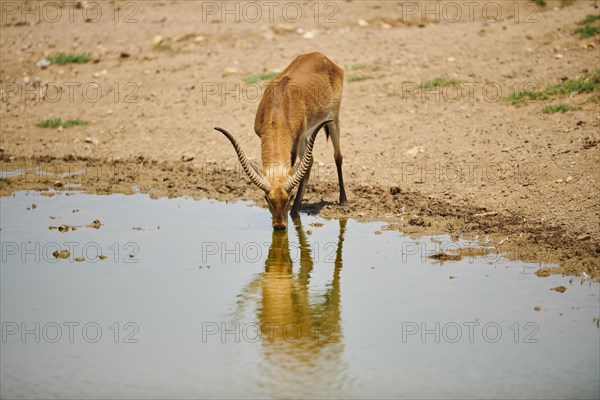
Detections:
[1, 0, 599, 276]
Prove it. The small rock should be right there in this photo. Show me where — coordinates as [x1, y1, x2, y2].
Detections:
[555, 54, 563, 59]
[272, 23, 295, 35]
[302, 31, 316, 39]
[58, 225, 70, 232]
[87, 219, 102, 229]
[74, 257, 85, 262]
[182, 153, 195, 162]
[194, 35, 205, 42]
[551, 286, 567, 293]
[565, 176, 573, 183]
[449, 276, 456, 280]
[577, 233, 591, 241]
[358, 18, 369, 27]
[52, 250, 70, 259]
[408, 215, 430, 227]
[184, 83, 195, 90]
[446, 57, 456, 63]
[223, 67, 237, 75]
[405, 146, 425, 157]
[54, 181, 63, 187]
[534, 306, 541, 312]
[535, 268, 552, 277]
[84, 136, 99, 145]
[380, 22, 392, 29]
[120, 52, 130, 58]
[152, 35, 164, 45]
[31, 204, 37, 209]
[36, 58, 51, 69]
[23, 76, 30, 84]
[390, 186, 401, 195]
[556, 178, 563, 183]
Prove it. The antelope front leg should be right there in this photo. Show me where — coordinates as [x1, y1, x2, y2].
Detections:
[290, 159, 312, 219]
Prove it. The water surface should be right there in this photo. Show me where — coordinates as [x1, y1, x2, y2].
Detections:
[1, 191, 598, 399]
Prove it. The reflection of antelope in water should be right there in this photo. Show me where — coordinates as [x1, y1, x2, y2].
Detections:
[260, 218, 346, 348]
[235, 218, 348, 394]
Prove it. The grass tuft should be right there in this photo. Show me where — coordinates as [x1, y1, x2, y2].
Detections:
[243, 72, 278, 84]
[0, 177, 12, 184]
[575, 26, 600, 39]
[542, 104, 582, 114]
[575, 14, 600, 38]
[419, 77, 460, 89]
[47, 53, 91, 65]
[507, 69, 600, 105]
[348, 75, 373, 82]
[37, 118, 89, 129]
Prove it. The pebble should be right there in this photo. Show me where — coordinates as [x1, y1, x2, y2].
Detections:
[405, 146, 425, 157]
[358, 18, 369, 27]
[36, 58, 51, 69]
[182, 153, 195, 162]
[302, 31, 316, 39]
[223, 67, 237, 75]
[556, 178, 563, 183]
[152, 35, 164, 45]
[447, 57, 456, 62]
[194, 36, 205, 42]
[555, 54, 563, 59]
[565, 176, 573, 183]
[272, 23, 295, 35]
[380, 22, 392, 29]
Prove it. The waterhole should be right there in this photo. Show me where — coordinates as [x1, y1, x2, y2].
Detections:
[1, 191, 598, 399]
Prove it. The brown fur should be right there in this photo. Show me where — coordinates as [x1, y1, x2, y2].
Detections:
[253, 52, 347, 229]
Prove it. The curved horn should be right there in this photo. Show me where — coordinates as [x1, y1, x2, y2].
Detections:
[214, 127, 272, 193]
[284, 119, 333, 192]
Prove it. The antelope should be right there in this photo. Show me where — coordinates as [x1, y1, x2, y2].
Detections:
[214, 52, 347, 230]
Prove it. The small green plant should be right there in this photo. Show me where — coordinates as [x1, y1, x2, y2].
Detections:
[507, 90, 547, 105]
[243, 72, 278, 84]
[346, 64, 382, 72]
[348, 75, 373, 82]
[545, 70, 600, 95]
[47, 53, 91, 65]
[37, 118, 88, 129]
[169, 65, 188, 73]
[0, 177, 12, 184]
[419, 77, 460, 89]
[580, 15, 600, 25]
[575, 14, 600, 38]
[575, 25, 600, 39]
[533, 0, 546, 7]
[586, 94, 600, 103]
[542, 104, 582, 113]
[560, 0, 573, 7]
[153, 42, 172, 51]
[507, 70, 600, 105]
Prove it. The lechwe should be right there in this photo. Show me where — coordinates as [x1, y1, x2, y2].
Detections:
[214, 52, 347, 230]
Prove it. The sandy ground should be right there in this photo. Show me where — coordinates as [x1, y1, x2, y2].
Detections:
[1, 0, 599, 276]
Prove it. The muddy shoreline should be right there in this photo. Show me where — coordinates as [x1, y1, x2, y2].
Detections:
[2, 156, 598, 278]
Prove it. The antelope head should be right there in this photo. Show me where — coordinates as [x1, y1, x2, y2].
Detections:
[214, 120, 331, 230]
